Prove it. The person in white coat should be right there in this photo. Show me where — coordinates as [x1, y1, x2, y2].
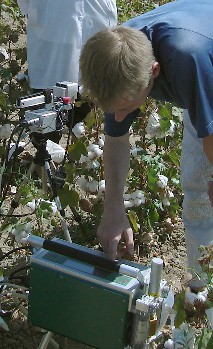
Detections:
[17, 0, 117, 89]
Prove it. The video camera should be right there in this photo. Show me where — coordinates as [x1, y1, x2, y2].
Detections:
[16, 81, 79, 135]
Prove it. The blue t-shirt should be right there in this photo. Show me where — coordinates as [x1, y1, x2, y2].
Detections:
[105, 0, 213, 138]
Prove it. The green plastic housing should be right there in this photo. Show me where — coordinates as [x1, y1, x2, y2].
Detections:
[28, 243, 149, 349]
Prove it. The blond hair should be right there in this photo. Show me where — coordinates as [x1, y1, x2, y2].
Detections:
[79, 26, 155, 111]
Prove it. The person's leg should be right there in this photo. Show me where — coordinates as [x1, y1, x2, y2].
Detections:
[180, 110, 213, 289]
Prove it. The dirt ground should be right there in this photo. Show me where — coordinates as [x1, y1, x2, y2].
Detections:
[0, 212, 188, 349]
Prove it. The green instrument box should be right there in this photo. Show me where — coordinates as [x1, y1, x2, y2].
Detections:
[28, 240, 150, 349]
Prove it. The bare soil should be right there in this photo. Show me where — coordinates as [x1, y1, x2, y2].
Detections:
[0, 209, 188, 349]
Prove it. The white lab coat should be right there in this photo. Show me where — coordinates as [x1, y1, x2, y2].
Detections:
[17, 0, 117, 89]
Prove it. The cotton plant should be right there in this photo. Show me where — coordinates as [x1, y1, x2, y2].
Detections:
[16, 72, 28, 82]
[163, 323, 196, 349]
[27, 198, 57, 213]
[97, 179, 106, 198]
[98, 135, 105, 148]
[76, 176, 105, 196]
[124, 189, 146, 209]
[0, 47, 9, 60]
[185, 288, 208, 305]
[72, 122, 86, 138]
[172, 323, 195, 349]
[146, 110, 176, 139]
[80, 143, 103, 164]
[156, 174, 175, 207]
[0, 123, 11, 140]
[184, 243, 213, 330]
[12, 222, 31, 244]
[131, 146, 144, 158]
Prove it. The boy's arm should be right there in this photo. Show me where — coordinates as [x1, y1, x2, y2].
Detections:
[97, 133, 134, 260]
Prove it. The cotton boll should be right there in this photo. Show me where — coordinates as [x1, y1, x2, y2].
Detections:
[98, 137, 105, 147]
[131, 191, 138, 199]
[131, 147, 143, 158]
[168, 120, 176, 136]
[185, 291, 198, 305]
[197, 291, 208, 302]
[0, 123, 11, 139]
[10, 186, 17, 194]
[205, 307, 213, 329]
[3, 84, 10, 93]
[135, 190, 146, 203]
[87, 144, 98, 151]
[135, 190, 143, 198]
[48, 201, 57, 214]
[99, 180, 105, 187]
[76, 176, 88, 191]
[87, 180, 99, 193]
[16, 72, 27, 81]
[131, 148, 138, 158]
[79, 154, 88, 163]
[197, 288, 208, 302]
[27, 199, 36, 211]
[72, 122, 85, 138]
[162, 197, 170, 206]
[124, 200, 134, 209]
[146, 111, 165, 138]
[157, 174, 168, 188]
[0, 47, 9, 59]
[98, 180, 105, 193]
[168, 190, 174, 198]
[88, 144, 103, 157]
[93, 147, 103, 157]
[134, 198, 142, 206]
[124, 193, 132, 200]
[87, 151, 96, 160]
[89, 160, 100, 170]
[164, 339, 174, 349]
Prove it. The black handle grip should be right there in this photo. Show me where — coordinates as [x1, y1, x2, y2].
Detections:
[43, 239, 120, 273]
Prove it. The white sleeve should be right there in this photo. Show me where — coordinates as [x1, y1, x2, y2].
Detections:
[17, 0, 29, 16]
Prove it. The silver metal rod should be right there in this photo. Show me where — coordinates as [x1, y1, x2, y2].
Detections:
[148, 258, 163, 296]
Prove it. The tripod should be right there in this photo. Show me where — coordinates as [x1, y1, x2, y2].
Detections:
[2, 134, 73, 348]
[3, 133, 72, 243]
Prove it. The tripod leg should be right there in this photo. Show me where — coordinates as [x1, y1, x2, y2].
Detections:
[38, 331, 59, 349]
[3, 162, 36, 225]
[44, 160, 72, 242]
[41, 160, 56, 193]
[41, 166, 49, 193]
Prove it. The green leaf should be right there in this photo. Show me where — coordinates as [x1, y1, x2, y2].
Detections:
[167, 149, 181, 166]
[59, 185, 79, 209]
[68, 139, 87, 161]
[148, 207, 159, 226]
[174, 291, 186, 327]
[147, 168, 157, 191]
[195, 328, 213, 349]
[39, 201, 53, 212]
[0, 146, 6, 158]
[84, 109, 96, 129]
[0, 267, 3, 277]
[128, 211, 139, 232]
[174, 308, 186, 328]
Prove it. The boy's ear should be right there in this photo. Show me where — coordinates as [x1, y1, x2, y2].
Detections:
[152, 62, 160, 78]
